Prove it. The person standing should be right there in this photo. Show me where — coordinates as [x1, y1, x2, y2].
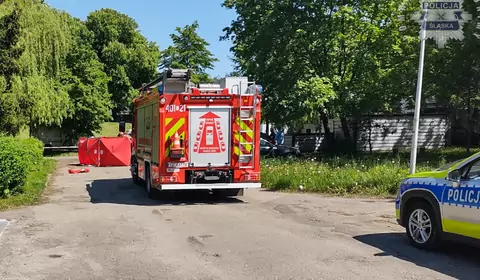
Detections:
[275, 127, 285, 145]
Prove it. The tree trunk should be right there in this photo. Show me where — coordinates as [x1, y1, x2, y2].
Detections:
[340, 116, 351, 151]
[340, 117, 350, 138]
[321, 114, 332, 150]
[467, 96, 472, 153]
[321, 115, 331, 136]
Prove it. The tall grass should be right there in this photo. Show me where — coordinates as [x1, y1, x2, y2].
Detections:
[260, 148, 479, 197]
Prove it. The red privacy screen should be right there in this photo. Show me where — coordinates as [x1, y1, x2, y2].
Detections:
[78, 137, 131, 167]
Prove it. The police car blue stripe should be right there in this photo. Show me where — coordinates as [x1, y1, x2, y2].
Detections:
[399, 178, 480, 208]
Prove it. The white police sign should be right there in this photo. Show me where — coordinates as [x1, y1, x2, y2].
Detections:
[409, 0, 474, 48]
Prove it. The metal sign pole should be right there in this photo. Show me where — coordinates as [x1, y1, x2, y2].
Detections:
[410, 7, 428, 174]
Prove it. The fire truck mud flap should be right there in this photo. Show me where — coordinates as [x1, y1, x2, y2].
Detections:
[160, 182, 261, 190]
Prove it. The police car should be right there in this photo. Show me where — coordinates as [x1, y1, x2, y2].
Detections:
[396, 152, 480, 249]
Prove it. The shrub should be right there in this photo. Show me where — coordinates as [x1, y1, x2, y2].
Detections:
[19, 137, 44, 170]
[0, 136, 44, 198]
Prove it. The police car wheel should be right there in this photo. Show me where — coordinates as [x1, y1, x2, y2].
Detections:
[406, 201, 440, 250]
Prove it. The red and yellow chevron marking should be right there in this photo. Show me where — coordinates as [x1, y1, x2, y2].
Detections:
[233, 116, 253, 158]
[165, 117, 186, 156]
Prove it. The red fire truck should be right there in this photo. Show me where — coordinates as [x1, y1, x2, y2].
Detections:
[130, 69, 262, 198]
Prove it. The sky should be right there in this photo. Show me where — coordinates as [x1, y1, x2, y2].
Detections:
[45, 0, 237, 77]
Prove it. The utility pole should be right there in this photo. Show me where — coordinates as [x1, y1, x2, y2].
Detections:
[410, 7, 428, 174]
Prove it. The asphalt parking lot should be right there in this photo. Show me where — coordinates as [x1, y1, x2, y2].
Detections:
[0, 157, 479, 280]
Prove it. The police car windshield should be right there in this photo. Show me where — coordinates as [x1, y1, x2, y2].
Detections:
[436, 159, 462, 171]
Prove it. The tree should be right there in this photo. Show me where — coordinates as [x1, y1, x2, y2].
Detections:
[221, 0, 418, 143]
[0, 2, 22, 89]
[86, 8, 160, 117]
[0, 1, 24, 135]
[0, 0, 72, 135]
[421, 0, 480, 152]
[160, 21, 218, 84]
[60, 17, 112, 141]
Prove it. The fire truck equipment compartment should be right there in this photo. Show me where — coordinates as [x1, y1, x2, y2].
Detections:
[78, 137, 131, 167]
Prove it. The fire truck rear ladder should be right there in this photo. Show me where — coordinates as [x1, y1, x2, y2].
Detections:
[238, 82, 257, 169]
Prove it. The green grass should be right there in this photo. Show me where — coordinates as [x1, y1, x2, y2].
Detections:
[94, 122, 132, 137]
[260, 147, 480, 197]
[0, 158, 56, 211]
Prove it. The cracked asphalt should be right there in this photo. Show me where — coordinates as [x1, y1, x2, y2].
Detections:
[0, 157, 479, 280]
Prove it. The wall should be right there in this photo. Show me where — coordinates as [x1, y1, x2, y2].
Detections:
[32, 126, 70, 147]
[356, 115, 448, 152]
[282, 114, 449, 153]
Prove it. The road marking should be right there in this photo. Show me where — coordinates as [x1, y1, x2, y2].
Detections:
[0, 219, 9, 240]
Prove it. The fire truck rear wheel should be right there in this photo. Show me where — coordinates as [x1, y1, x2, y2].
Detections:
[132, 168, 140, 185]
[145, 168, 156, 199]
[131, 157, 141, 185]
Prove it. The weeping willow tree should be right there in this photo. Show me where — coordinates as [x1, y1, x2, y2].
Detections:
[0, 1, 24, 135]
[0, 0, 72, 134]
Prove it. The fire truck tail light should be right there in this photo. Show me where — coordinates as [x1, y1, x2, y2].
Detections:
[160, 176, 177, 183]
[160, 97, 166, 104]
[244, 173, 260, 181]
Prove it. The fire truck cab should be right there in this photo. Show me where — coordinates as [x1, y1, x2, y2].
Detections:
[131, 69, 262, 198]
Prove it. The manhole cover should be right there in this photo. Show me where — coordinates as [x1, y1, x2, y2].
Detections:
[0, 219, 9, 237]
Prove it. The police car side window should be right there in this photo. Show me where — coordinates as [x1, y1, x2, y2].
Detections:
[465, 159, 480, 180]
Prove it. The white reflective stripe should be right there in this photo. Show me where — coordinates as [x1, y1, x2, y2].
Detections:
[442, 204, 479, 224]
[187, 106, 233, 109]
[160, 183, 261, 190]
